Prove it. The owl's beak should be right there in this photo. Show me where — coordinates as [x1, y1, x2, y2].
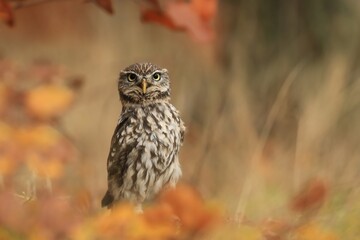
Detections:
[142, 79, 147, 94]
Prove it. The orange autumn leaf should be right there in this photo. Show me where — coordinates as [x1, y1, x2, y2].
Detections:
[142, 203, 178, 239]
[293, 222, 338, 240]
[15, 124, 74, 178]
[25, 84, 75, 120]
[23, 124, 77, 164]
[75, 202, 177, 240]
[134, 218, 178, 239]
[94, 203, 139, 239]
[95, 0, 113, 14]
[158, 184, 221, 233]
[29, 124, 62, 149]
[15, 124, 62, 149]
[0, 156, 16, 176]
[0, 0, 14, 26]
[26, 153, 64, 179]
[143, 202, 175, 226]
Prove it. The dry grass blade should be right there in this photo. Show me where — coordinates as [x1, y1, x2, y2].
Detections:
[234, 60, 306, 220]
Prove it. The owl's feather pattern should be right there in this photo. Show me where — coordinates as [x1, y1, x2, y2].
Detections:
[102, 63, 185, 208]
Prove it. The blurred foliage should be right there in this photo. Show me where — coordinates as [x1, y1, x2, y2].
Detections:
[0, 57, 341, 240]
[1, 0, 360, 239]
[0, 0, 216, 41]
[0, 59, 79, 183]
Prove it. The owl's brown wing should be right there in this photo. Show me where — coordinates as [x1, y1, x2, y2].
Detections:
[101, 109, 132, 208]
[180, 119, 185, 143]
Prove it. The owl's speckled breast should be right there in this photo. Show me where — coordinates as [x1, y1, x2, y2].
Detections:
[115, 102, 183, 202]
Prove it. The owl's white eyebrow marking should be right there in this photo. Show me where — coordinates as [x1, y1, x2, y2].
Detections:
[121, 71, 140, 76]
[145, 70, 163, 78]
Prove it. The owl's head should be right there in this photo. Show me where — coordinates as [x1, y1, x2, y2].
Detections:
[118, 62, 170, 105]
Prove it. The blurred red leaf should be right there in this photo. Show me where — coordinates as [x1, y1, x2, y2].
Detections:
[141, 9, 184, 31]
[158, 184, 221, 234]
[95, 0, 113, 14]
[191, 0, 217, 22]
[290, 178, 328, 213]
[141, 0, 216, 42]
[0, 0, 14, 26]
[166, 2, 214, 42]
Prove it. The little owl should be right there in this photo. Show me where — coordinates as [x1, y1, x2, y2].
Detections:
[101, 62, 185, 211]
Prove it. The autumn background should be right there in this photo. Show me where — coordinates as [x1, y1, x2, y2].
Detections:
[0, 0, 360, 239]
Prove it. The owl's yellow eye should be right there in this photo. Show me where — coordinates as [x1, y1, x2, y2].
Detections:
[152, 72, 161, 81]
[127, 73, 137, 82]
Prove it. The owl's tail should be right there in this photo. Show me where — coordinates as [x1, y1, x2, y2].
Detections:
[101, 190, 114, 208]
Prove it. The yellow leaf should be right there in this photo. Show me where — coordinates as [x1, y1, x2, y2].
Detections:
[26, 153, 64, 179]
[29, 124, 62, 148]
[294, 222, 338, 240]
[94, 203, 139, 239]
[25, 84, 75, 119]
[141, 203, 178, 239]
[16, 124, 62, 149]
[0, 156, 17, 175]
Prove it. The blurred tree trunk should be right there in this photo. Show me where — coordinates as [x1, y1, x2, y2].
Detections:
[217, 0, 349, 69]
[192, 0, 357, 206]
[216, 0, 357, 130]
[195, 0, 360, 196]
